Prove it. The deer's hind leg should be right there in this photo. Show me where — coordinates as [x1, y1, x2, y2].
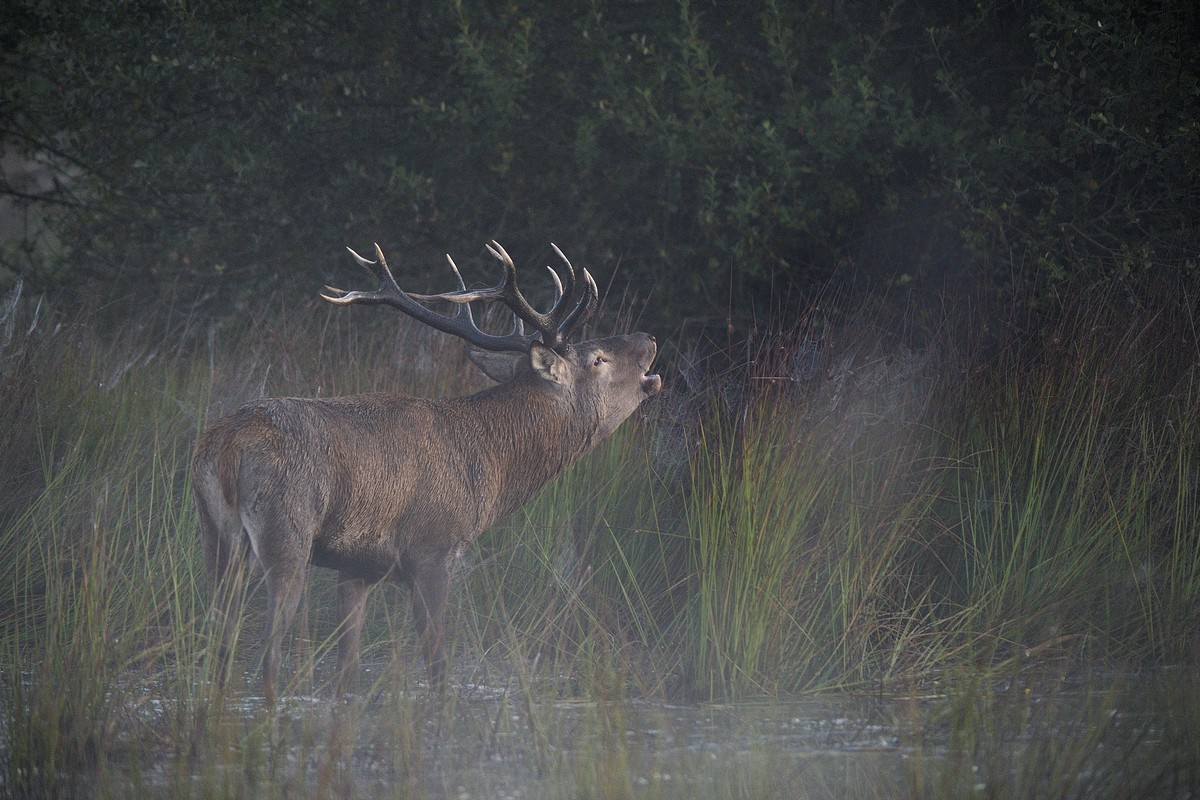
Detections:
[243, 508, 311, 707]
[195, 475, 253, 692]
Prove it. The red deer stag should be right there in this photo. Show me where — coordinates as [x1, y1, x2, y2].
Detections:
[192, 241, 661, 702]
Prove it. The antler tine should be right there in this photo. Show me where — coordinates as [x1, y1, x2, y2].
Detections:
[405, 254, 473, 301]
[346, 245, 375, 269]
[557, 268, 598, 338]
[548, 243, 577, 305]
[545, 266, 564, 303]
[321, 245, 402, 304]
[446, 254, 468, 291]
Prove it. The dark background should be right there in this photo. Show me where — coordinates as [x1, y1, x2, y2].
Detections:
[2, 0, 1197, 334]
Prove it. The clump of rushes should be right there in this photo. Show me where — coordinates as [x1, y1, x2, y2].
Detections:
[664, 315, 948, 697]
[936, 284, 1200, 668]
[0, 300, 209, 795]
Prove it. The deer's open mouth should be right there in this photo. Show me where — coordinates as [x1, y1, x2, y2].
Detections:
[641, 371, 663, 396]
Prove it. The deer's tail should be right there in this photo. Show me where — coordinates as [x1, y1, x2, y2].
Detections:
[191, 426, 248, 588]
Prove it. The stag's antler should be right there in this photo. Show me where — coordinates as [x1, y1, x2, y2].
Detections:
[321, 241, 598, 353]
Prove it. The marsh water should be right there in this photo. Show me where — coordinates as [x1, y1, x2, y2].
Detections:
[105, 661, 1192, 799]
[261, 687, 907, 798]
[191, 690, 906, 798]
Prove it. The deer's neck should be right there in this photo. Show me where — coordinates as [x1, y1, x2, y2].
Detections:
[462, 378, 600, 521]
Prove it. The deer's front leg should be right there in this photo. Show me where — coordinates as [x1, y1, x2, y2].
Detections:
[409, 560, 451, 690]
[336, 574, 372, 696]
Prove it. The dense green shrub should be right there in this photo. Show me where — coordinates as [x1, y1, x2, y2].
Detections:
[2, 0, 1196, 325]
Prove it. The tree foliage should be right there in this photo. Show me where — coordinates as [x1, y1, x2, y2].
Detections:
[2, 0, 1197, 325]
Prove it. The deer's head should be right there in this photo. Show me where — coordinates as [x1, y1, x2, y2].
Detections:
[323, 241, 661, 435]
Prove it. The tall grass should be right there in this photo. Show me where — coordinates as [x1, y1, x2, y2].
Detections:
[677, 368, 953, 696]
[0, 298, 210, 796]
[933, 290, 1200, 667]
[0, 278, 1197, 795]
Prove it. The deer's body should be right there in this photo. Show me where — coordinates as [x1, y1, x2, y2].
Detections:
[193, 242, 660, 702]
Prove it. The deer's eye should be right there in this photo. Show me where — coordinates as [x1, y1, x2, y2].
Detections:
[593, 356, 606, 367]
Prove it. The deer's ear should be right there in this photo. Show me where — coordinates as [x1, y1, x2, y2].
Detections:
[529, 342, 570, 385]
[465, 348, 521, 384]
